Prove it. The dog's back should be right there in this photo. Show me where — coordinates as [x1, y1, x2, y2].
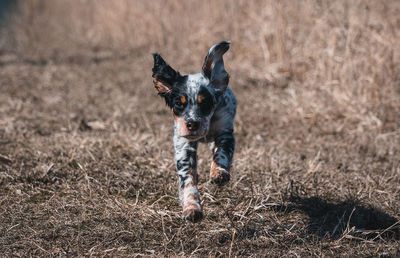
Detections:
[203, 87, 237, 142]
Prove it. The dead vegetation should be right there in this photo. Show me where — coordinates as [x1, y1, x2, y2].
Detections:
[0, 0, 399, 256]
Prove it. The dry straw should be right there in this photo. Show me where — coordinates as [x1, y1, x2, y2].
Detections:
[0, 0, 399, 256]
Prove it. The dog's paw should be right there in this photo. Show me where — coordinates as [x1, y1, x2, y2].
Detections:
[210, 167, 230, 186]
[183, 208, 203, 223]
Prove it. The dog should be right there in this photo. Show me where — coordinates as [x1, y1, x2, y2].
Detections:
[152, 41, 236, 222]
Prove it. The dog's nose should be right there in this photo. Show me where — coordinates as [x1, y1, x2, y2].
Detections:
[186, 120, 200, 131]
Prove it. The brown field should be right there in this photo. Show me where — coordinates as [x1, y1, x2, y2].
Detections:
[1, 0, 400, 256]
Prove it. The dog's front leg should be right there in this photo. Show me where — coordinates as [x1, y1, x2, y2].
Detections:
[210, 133, 235, 186]
[174, 134, 203, 222]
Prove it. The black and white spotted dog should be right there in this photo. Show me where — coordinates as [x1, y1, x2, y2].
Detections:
[152, 41, 236, 222]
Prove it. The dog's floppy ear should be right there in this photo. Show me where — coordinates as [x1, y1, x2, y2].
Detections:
[202, 41, 230, 95]
[152, 53, 180, 95]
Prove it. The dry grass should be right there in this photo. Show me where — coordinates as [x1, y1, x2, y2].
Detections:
[1, 0, 400, 256]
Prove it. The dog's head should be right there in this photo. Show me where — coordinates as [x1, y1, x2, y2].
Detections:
[152, 41, 230, 141]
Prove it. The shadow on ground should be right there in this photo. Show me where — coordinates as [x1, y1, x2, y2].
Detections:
[283, 195, 400, 241]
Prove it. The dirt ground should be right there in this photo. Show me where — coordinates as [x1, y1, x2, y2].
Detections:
[1, 0, 400, 256]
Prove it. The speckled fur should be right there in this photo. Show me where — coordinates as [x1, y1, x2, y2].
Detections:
[152, 41, 236, 222]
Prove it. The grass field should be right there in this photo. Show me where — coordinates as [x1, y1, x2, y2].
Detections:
[1, 0, 399, 256]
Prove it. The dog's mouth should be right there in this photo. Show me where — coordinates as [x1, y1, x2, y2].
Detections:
[181, 131, 207, 140]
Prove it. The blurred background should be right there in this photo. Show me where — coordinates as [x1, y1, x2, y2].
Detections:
[1, 0, 399, 124]
[0, 0, 399, 256]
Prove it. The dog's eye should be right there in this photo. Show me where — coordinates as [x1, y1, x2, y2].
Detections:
[180, 95, 186, 104]
[197, 95, 204, 104]
[175, 95, 186, 108]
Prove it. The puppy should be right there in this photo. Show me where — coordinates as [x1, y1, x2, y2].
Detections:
[152, 41, 236, 222]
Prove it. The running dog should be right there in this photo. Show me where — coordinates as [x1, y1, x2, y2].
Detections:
[152, 41, 236, 222]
